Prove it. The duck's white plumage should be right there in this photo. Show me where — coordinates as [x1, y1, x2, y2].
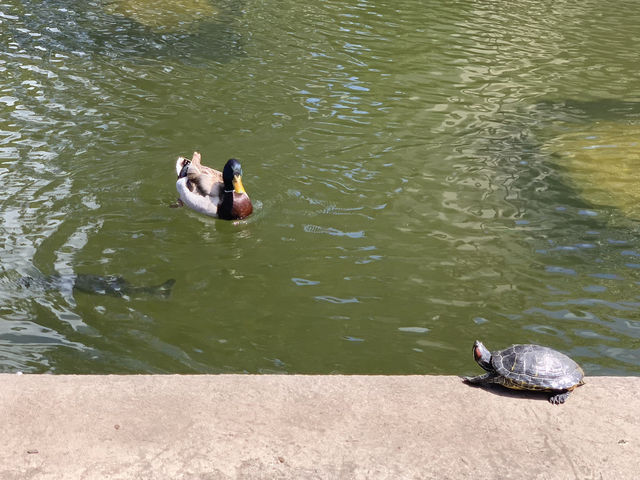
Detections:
[176, 176, 221, 216]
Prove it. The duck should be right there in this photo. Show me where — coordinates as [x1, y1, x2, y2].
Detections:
[175, 152, 253, 220]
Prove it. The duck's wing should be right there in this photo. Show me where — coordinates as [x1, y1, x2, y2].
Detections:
[190, 170, 222, 196]
[176, 152, 224, 195]
[188, 163, 223, 184]
[186, 152, 223, 196]
[176, 152, 223, 177]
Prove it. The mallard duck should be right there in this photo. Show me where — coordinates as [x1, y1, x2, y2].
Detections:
[175, 152, 253, 219]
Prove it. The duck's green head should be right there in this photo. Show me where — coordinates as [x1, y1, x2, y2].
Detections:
[223, 158, 246, 194]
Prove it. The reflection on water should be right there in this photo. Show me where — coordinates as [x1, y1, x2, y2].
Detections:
[1, 0, 640, 375]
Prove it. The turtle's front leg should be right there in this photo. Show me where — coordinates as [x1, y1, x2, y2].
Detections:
[462, 373, 496, 384]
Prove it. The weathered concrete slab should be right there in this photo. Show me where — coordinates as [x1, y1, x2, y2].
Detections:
[1, 375, 638, 479]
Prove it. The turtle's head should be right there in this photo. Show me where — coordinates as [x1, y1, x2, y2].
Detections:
[473, 340, 493, 372]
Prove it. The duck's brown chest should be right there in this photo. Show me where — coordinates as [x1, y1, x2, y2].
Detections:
[218, 193, 253, 220]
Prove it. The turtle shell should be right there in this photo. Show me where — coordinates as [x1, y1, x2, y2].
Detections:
[492, 344, 584, 391]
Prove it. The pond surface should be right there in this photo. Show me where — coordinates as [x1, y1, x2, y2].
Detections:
[1, 0, 640, 375]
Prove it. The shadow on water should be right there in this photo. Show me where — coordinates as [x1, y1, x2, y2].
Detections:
[534, 98, 640, 124]
[484, 97, 640, 227]
[457, 96, 634, 230]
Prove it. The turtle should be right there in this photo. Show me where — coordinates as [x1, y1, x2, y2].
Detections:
[462, 340, 585, 404]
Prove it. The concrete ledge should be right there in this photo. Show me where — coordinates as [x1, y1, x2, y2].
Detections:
[1, 375, 638, 479]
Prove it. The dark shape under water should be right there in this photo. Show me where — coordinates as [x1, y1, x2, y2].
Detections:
[72, 274, 176, 298]
[4, 0, 244, 65]
[19, 273, 176, 299]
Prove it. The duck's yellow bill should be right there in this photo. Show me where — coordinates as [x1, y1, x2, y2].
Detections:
[233, 175, 246, 194]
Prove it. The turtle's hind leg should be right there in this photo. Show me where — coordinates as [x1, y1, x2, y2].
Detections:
[549, 390, 570, 405]
[462, 373, 497, 385]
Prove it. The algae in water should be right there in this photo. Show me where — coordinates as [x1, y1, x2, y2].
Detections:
[545, 123, 640, 218]
[105, 0, 219, 32]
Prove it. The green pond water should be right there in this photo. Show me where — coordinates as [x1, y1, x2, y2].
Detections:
[1, 0, 640, 375]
